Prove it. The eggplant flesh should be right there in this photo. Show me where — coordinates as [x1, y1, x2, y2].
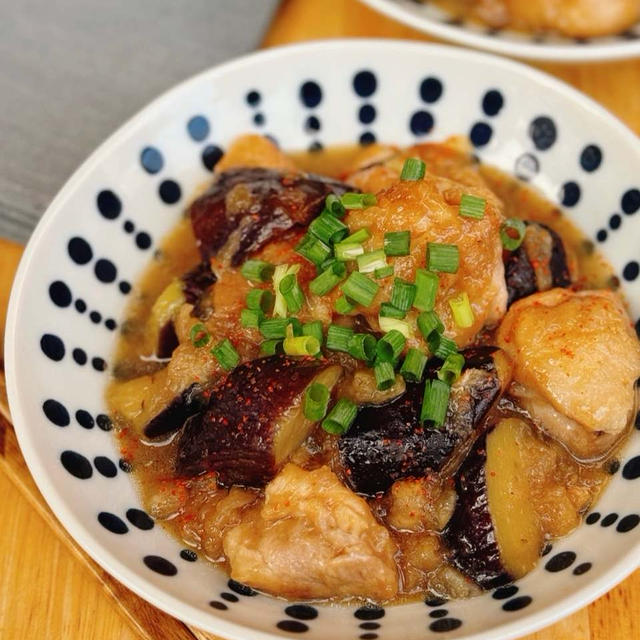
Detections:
[181, 261, 217, 318]
[338, 346, 509, 496]
[143, 383, 207, 439]
[189, 167, 353, 266]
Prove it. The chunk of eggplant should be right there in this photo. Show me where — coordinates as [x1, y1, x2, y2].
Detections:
[189, 167, 354, 266]
[181, 261, 217, 318]
[176, 356, 342, 487]
[338, 347, 512, 496]
[504, 222, 571, 306]
[443, 418, 544, 589]
[143, 383, 207, 439]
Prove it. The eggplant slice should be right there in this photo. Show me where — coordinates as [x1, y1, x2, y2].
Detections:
[338, 347, 512, 496]
[176, 355, 342, 487]
[504, 222, 571, 306]
[144, 383, 207, 439]
[189, 167, 354, 266]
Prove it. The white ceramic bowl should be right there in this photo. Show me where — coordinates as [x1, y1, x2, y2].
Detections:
[360, 0, 640, 61]
[6, 40, 640, 640]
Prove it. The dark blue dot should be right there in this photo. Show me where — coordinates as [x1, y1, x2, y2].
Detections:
[354, 607, 385, 620]
[202, 144, 224, 172]
[123, 220, 135, 233]
[94, 259, 117, 283]
[140, 147, 164, 174]
[410, 110, 434, 136]
[90, 311, 102, 323]
[119, 458, 132, 472]
[359, 634, 377, 640]
[40, 334, 65, 361]
[430, 609, 448, 618]
[305, 115, 321, 132]
[180, 549, 197, 562]
[253, 113, 265, 126]
[617, 514, 640, 532]
[60, 450, 92, 479]
[609, 214, 622, 230]
[573, 562, 592, 575]
[92, 357, 106, 372]
[300, 81, 322, 108]
[429, 618, 462, 632]
[359, 623, 380, 630]
[358, 104, 376, 125]
[94, 456, 117, 478]
[623, 456, 640, 479]
[126, 508, 154, 530]
[75, 409, 94, 429]
[209, 600, 228, 610]
[308, 141, 323, 152]
[68, 237, 93, 265]
[560, 181, 581, 207]
[425, 597, 447, 607]
[220, 592, 239, 603]
[493, 585, 518, 599]
[96, 414, 112, 431]
[49, 281, 72, 307]
[622, 188, 640, 215]
[143, 555, 177, 576]
[43, 399, 70, 427]
[545, 551, 576, 572]
[227, 579, 257, 596]
[98, 512, 128, 534]
[353, 70, 377, 97]
[359, 131, 376, 145]
[105, 318, 117, 331]
[159, 180, 181, 204]
[246, 90, 261, 106]
[135, 232, 152, 250]
[119, 281, 131, 294]
[514, 153, 539, 181]
[470, 122, 492, 147]
[580, 145, 602, 172]
[529, 116, 557, 150]
[96, 190, 121, 220]
[482, 89, 504, 116]
[586, 512, 600, 524]
[502, 596, 532, 612]
[596, 229, 608, 242]
[623, 261, 639, 281]
[285, 605, 318, 620]
[420, 77, 443, 103]
[72, 348, 87, 365]
[276, 621, 308, 633]
[187, 115, 210, 141]
[75, 299, 87, 313]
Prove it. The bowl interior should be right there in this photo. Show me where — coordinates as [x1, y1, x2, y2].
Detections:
[6, 41, 640, 640]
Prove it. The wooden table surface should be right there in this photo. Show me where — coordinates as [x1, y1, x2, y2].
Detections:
[1, 1, 639, 639]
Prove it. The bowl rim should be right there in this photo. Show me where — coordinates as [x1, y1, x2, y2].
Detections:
[5, 39, 640, 640]
[360, 0, 640, 61]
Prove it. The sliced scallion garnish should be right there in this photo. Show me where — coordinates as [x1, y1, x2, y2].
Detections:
[374, 361, 396, 390]
[246, 288, 274, 313]
[420, 379, 450, 427]
[427, 332, 458, 360]
[400, 157, 426, 181]
[309, 261, 346, 296]
[400, 348, 428, 383]
[189, 323, 210, 348]
[375, 329, 406, 362]
[304, 382, 330, 421]
[283, 335, 321, 357]
[322, 397, 358, 435]
[414, 269, 439, 312]
[260, 339, 282, 356]
[279, 273, 305, 314]
[272, 264, 301, 317]
[335, 295, 355, 315]
[241, 259, 275, 283]
[309, 212, 349, 245]
[240, 308, 264, 329]
[210, 338, 240, 371]
[417, 310, 444, 340]
[374, 265, 394, 279]
[344, 228, 372, 245]
[341, 192, 376, 209]
[427, 243, 459, 273]
[448, 291, 474, 328]
[347, 333, 377, 361]
[390, 277, 417, 312]
[384, 231, 410, 256]
[500, 218, 527, 251]
[259, 317, 290, 339]
[302, 320, 324, 347]
[459, 194, 486, 219]
[340, 272, 379, 307]
[437, 352, 465, 385]
[357, 249, 387, 274]
[295, 234, 332, 266]
[325, 193, 346, 218]
[379, 316, 412, 338]
[379, 302, 406, 319]
[334, 241, 364, 261]
[326, 324, 354, 352]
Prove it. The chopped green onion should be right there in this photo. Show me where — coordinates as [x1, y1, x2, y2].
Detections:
[390, 277, 417, 312]
[189, 323, 210, 348]
[438, 353, 465, 385]
[379, 316, 412, 338]
[295, 234, 332, 266]
[246, 289, 274, 313]
[322, 397, 358, 435]
[374, 265, 394, 279]
[260, 339, 282, 356]
[241, 259, 275, 283]
[320, 256, 339, 271]
[302, 321, 324, 347]
[335, 295, 355, 315]
[400, 348, 428, 383]
[283, 335, 321, 357]
[400, 157, 426, 181]
[326, 324, 354, 352]
[374, 361, 396, 390]
[341, 192, 377, 209]
[259, 317, 290, 339]
[428, 332, 458, 360]
[334, 242, 364, 261]
[304, 382, 330, 421]
[309, 212, 348, 244]
[376, 329, 406, 362]
[340, 272, 379, 307]
[344, 228, 372, 244]
[500, 218, 527, 251]
[288, 317, 303, 337]
[240, 308, 264, 329]
[417, 310, 444, 340]
[384, 231, 411, 256]
[459, 194, 486, 219]
[309, 261, 346, 296]
[279, 273, 305, 314]
[414, 269, 439, 311]
[325, 193, 346, 218]
[210, 338, 240, 371]
[357, 249, 387, 274]
[427, 243, 459, 273]
[348, 333, 377, 361]
[420, 379, 450, 427]
[272, 264, 300, 318]
[379, 302, 406, 319]
[448, 291, 474, 328]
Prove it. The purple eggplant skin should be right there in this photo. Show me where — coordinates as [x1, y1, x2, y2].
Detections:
[189, 168, 354, 266]
[143, 383, 207, 439]
[338, 347, 506, 496]
[443, 431, 512, 589]
[181, 261, 217, 314]
[175, 355, 323, 487]
[156, 320, 179, 359]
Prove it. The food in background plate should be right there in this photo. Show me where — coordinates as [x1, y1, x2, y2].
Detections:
[107, 134, 640, 603]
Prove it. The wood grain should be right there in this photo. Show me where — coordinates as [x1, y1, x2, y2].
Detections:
[1, 0, 639, 638]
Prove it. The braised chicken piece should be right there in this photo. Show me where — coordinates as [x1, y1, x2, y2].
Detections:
[223, 464, 399, 600]
[497, 289, 640, 460]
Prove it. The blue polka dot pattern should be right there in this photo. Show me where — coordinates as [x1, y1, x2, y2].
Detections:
[622, 188, 640, 215]
[300, 81, 322, 108]
[502, 596, 532, 612]
[560, 181, 581, 207]
[246, 90, 261, 106]
[75, 409, 94, 429]
[529, 116, 557, 150]
[94, 259, 117, 283]
[609, 214, 622, 230]
[305, 115, 321, 132]
[545, 551, 576, 572]
[359, 131, 376, 145]
[97, 190, 121, 220]
[202, 145, 224, 172]
[430, 618, 462, 632]
[410, 110, 434, 136]
[72, 348, 87, 365]
[358, 105, 376, 125]
[623, 261, 639, 281]
[580, 145, 602, 172]
[420, 77, 443, 103]
[514, 153, 539, 181]
[49, 281, 72, 307]
[187, 115, 210, 142]
[353, 70, 377, 97]
[482, 89, 504, 116]
[94, 456, 117, 478]
[98, 512, 128, 534]
[43, 399, 70, 427]
[126, 508, 154, 530]
[276, 621, 308, 633]
[470, 122, 492, 147]
[143, 555, 177, 576]
[159, 180, 181, 204]
[140, 147, 164, 174]
[41, 334, 65, 361]
[60, 450, 92, 479]
[68, 237, 93, 265]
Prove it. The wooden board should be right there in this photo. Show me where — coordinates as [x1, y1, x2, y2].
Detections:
[1, 1, 639, 638]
